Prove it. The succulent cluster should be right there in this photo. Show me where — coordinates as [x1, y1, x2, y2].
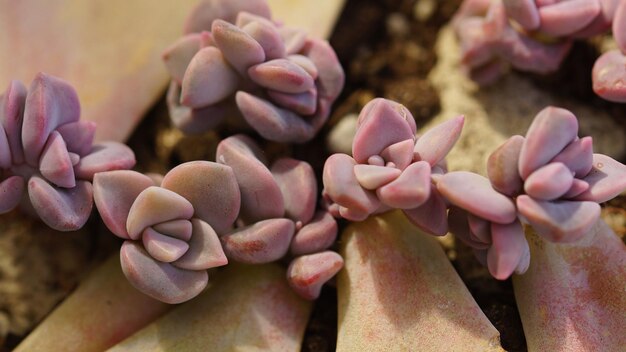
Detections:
[323, 100, 626, 280]
[163, 0, 344, 142]
[0, 73, 135, 231]
[452, 0, 626, 102]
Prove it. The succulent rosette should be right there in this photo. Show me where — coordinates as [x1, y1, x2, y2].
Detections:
[93, 161, 240, 303]
[216, 134, 342, 300]
[438, 106, 626, 279]
[322, 98, 464, 236]
[0, 73, 135, 231]
[162, 0, 345, 142]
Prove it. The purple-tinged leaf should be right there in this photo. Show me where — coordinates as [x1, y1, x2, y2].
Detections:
[562, 179, 590, 199]
[487, 220, 527, 280]
[166, 82, 231, 134]
[235, 11, 275, 29]
[126, 186, 194, 240]
[287, 251, 343, 300]
[518, 107, 578, 179]
[377, 161, 431, 209]
[39, 131, 75, 188]
[513, 221, 626, 351]
[448, 207, 490, 250]
[74, 142, 136, 181]
[381, 139, 414, 171]
[280, 27, 308, 55]
[592, 50, 626, 103]
[574, 154, 626, 203]
[550, 136, 593, 177]
[502, 0, 540, 30]
[287, 54, 319, 80]
[183, 0, 272, 34]
[271, 158, 316, 225]
[216, 136, 282, 224]
[28, 176, 92, 231]
[517, 195, 600, 242]
[211, 19, 265, 75]
[413, 115, 464, 166]
[120, 241, 208, 304]
[172, 218, 227, 271]
[162, 33, 203, 84]
[402, 186, 448, 235]
[438, 171, 517, 224]
[153, 219, 193, 241]
[0, 176, 24, 213]
[290, 210, 338, 256]
[487, 135, 524, 196]
[161, 161, 241, 234]
[338, 211, 502, 350]
[300, 38, 345, 101]
[538, 0, 600, 36]
[93, 170, 154, 239]
[22, 73, 80, 166]
[572, 0, 619, 37]
[352, 99, 415, 164]
[241, 19, 286, 60]
[0, 80, 27, 164]
[221, 218, 294, 264]
[69, 152, 80, 166]
[180, 47, 239, 108]
[55, 120, 96, 157]
[142, 228, 190, 263]
[467, 213, 492, 244]
[267, 89, 317, 115]
[468, 59, 508, 86]
[614, 1, 626, 54]
[353, 164, 401, 190]
[499, 26, 572, 74]
[248, 59, 314, 94]
[0, 124, 10, 168]
[524, 162, 574, 201]
[323, 154, 381, 217]
[338, 206, 370, 222]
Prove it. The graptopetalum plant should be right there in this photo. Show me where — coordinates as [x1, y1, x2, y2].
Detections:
[0, 73, 135, 231]
[452, 0, 626, 102]
[163, 0, 345, 142]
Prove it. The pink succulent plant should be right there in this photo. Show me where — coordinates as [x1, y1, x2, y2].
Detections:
[216, 135, 343, 300]
[93, 162, 240, 304]
[322, 98, 464, 236]
[438, 106, 626, 279]
[453, 0, 626, 102]
[0, 73, 135, 231]
[162, 0, 345, 142]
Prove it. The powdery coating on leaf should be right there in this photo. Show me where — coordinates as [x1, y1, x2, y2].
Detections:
[271, 157, 317, 225]
[290, 210, 338, 256]
[487, 135, 524, 196]
[221, 218, 295, 264]
[287, 251, 343, 300]
[126, 187, 194, 240]
[592, 50, 626, 103]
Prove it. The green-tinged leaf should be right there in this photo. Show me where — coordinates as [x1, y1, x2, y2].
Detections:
[108, 263, 312, 352]
[337, 210, 503, 351]
[15, 254, 171, 352]
[513, 221, 626, 352]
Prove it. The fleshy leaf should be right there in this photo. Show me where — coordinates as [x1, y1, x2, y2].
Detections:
[290, 210, 338, 256]
[287, 54, 319, 79]
[353, 164, 401, 190]
[108, 264, 311, 352]
[376, 161, 431, 209]
[337, 211, 503, 350]
[0, 176, 25, 214]
[220, 218, 295, 264]
[413, 115, 464, 166]
[402, 185, 449, 235]
[513, 221, 626, 351]
[487, 135, 524, 196]
[166, 82, 231, 135]
[126, 187, 194, 240]
[0, 117, 11, 168]
[487, 220, 527, 280]
[502, 0, 540, 30]
[287, 251, 343, 300]
[467, 213, 491, 245]
[0, 80, 27, 164]
[161, 161, 241, 235]
[537, 0, 600, 36]
[615, 1, 626, 54]
[380, 139, 414, 171]
[28, 176, 92, 231]
[550, 136, 593, 178]
[437, 171, 517, 224]
[517, 195, 600, 242]
[574, 154, 626, 203]
[55, 120, 97, 157]
[142, 228, 189, 263]
[215, 136, 282, 224]
[248, 59, 314, 94]
[524, 162, 574, 201]
[22, 73, 80, 166]
[271, 158, 317, 225]
[38, 131, 75, 188]
[180, 47, 239, 108]
[172, 218, 228, 271]
[300, 38, 345, 101]
[93, 170, 154, 239]
[241, 19, 286, 60]
[518, 107, 579, 179]
[448, 207, 490, 250]
[74, 142, 136, 181]
[162, 33, 203, 84]
[267, 89, 317, 115]
[562, 179, 590, 199]
[211, 19, 265, 74]
[120, 241, 208, 304]
[592, 50, 626, 103]
[153, 219, 193, 242]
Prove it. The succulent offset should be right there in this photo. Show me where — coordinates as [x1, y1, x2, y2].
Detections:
[0, 73, 135, 231]
[452, 0, 626, 102]
[163, 0, 345, 142]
